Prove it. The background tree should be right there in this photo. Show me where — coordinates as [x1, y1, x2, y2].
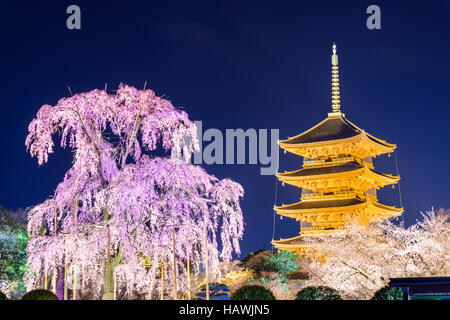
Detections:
[298, 208, 450, 299]
[25, 84, 244, 299]
[0, 207, 28, 299]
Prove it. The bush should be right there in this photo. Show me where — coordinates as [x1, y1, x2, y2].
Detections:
[241, 250, 300, 275]
[231, 285, 275, 300]
[371, 286, 404, 300]
[241, 250, 272, 272]
[261, 250, 298, 274]
[21, 289, 59, 300]
[260, 274, 291, 298]
[222, 269, 256, 288]
[0, 290, 7, 300]
[296, 286, 342, 300]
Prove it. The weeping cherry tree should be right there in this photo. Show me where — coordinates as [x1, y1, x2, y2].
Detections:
[24, 84, 244, 299]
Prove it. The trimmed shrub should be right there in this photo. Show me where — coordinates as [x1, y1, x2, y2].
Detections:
[241, 250, 300, 275]
[0, 290, 7, 300]
[296, 286, 342, 300]
[222, 269, 256, 288]
[371, 286, 404, 300]
[261, 250, 298, 274]
[231, 285, 275, 300]
[21, 289, 59, 300]
[241, 250, 272, 272]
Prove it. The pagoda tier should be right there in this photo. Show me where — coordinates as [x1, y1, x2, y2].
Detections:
[272, 235, 315, 255]
[276, 160, 399, 194]
[272, 44, 403, 255]
[272, 197, 403, 255]
[279, 113, 396, 159]
[274, 197, 403, 230]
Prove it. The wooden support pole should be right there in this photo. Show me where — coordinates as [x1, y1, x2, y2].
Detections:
[52, 266, 57, 293]
[53, 203, 57, 293]
[204, 223, 209, 301]
[187, 246, 191, 300]
[107, 226, 111, 296]
[172, 227, 177, 300]
[73, 196, 78, 300]
[44, 272, 48, 290]
[160, 260, 164, 300]
[54, 204, 57, 234]
[113, 269, 117, 301]
[64, 239, 68, 300]
[72, 251, 77, 300]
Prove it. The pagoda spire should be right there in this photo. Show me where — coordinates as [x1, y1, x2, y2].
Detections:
[331, 43, 341, 113]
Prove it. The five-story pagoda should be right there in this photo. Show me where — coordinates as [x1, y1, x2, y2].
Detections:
[272, 44, 403, 255]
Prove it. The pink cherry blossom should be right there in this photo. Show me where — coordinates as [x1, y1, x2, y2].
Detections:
[25, 84, 244, 299]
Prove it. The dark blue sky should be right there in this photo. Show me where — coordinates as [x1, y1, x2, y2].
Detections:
[0, 1, 449, 258]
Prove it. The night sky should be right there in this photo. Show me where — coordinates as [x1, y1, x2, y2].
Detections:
[0, 1, 449, 259]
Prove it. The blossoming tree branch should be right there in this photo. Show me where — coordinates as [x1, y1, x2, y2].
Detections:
[24, 84, 245, 299]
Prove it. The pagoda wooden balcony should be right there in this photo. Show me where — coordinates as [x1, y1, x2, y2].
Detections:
[301, 191, 377, 202]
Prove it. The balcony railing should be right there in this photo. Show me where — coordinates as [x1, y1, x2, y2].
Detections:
[301, 190, 356, 200]
[300, 225, 345, 236]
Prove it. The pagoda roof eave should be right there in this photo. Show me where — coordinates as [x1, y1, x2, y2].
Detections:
[276, 161, 362, 177]
[272, 234, 304, 245]
[272, 237, 322, 255]
[279, 114, 397, 154]
[372, 201, 404, 213]
[344, 117, 397, 149]
[272, 232, 335, 246]
[274, 198, 403, 218]
[272, 236, 311, 251]
[276, 163, 399, 185]
[279, 117, 333, 144]
[275, 198, 366, 216]
[279, 132, 396, 155]
[279, 131, 361, 147]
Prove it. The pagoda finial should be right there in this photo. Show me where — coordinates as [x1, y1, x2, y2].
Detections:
[331, 43, 341, 113]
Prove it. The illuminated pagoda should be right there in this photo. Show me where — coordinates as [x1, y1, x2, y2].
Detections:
[272, 44, 403, 255]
